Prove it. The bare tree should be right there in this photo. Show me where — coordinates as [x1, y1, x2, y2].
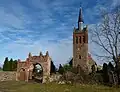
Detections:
[90, 8, 120, 64]
[90, 8, 120, 84]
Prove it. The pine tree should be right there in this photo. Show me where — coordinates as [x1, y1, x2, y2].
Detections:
[13, 60, 17, 71]
[102, 63, 109, 83]
[58, 64, 64, 74]
[50, 60, 56, 74]
[108, 62, 114, 71]
[9, 58, 14, 71]
[63, 64, 72, 72]
[3, 57, 9, 71]
[69, 58, 73, 66]
[0, 67, 2, 71]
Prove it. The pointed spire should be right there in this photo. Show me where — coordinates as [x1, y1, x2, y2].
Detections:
[28, 52, 32, 58]
[78, 7, 84, 23]
[78, 7, 84, 30]
[46, 51, 49, 56]
[39, 51, 43, 56]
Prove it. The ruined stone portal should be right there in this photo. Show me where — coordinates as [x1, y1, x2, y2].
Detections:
[16, 51, 51, 83]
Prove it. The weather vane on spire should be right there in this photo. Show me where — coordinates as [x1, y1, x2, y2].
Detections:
[80, 2, 82, 8]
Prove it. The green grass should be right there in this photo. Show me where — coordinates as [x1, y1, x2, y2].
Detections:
[0, 81, 120, 92]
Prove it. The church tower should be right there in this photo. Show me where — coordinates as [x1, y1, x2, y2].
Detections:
[73, 7, 88, 72]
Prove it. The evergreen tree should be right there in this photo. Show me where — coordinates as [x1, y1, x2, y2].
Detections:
[69, 58, 73, 66]
[3, 57, 9, 71]
[102, 63, 109, 83]
[63, 64, 72, 72]
[3, 58, 17, 71]
[50, 60, 56, 74]
[58, 64, 64, 74]
[0, 67, 2, 71]
[13, 60, 17, 71]
[9, 58, 14, 71]
[108, 62, 114, 71]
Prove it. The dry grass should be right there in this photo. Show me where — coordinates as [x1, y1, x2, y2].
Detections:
[0, 81, 120, 92]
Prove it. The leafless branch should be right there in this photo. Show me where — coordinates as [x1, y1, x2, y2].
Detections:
[90, 7, 120, 64]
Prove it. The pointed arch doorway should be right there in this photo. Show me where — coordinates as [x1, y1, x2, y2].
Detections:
[32, 63, 43, 83]
[19, 68, 26, 81]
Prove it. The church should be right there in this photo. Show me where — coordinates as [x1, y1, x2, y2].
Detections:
[72, 7, 97, 73]
[16, 7, 97, 82]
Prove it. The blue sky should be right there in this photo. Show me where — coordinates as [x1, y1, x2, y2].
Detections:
[0, 0, 120, 67]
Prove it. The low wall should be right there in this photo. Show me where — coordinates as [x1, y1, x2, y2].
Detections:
[0, 71, 62, 82]
[0, 71, 16, 81]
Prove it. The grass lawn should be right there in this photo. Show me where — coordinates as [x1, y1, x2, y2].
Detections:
[0, 81, 120, 92]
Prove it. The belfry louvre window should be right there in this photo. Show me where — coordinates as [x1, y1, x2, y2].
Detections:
[76, 36, 78, 44]
[79, 36, 81, 43]
[79, 55, 81, 59]
[83, 36, 85, 43]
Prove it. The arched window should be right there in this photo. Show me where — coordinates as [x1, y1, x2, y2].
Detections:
[79, 55, 81, 59]
[83, 36, 85, 43]
[79, 36, 81, 43]
[76, 36, 78, 44]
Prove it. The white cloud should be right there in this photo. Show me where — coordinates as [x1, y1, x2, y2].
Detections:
[1, 0, 118, 68]
[0, 35, 73, 67]
[0, 7, 25, 29]
[112, 0, 120, 8]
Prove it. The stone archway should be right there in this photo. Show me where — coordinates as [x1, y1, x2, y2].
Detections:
[16, 51, 51, 83]
[32, 63, 43, 82]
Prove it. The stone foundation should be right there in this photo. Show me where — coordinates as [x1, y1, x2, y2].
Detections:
[0, 71, 16, 81]
[42, 74, 62, 83]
